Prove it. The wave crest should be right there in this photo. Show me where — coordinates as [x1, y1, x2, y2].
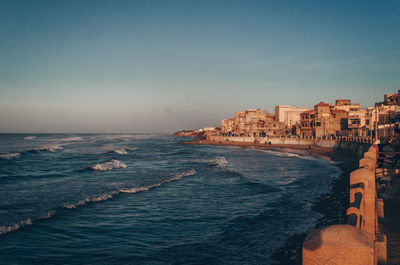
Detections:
[64, 169, 196, 208]
[196, 157, 228, 168]
[0, 152, 21, 160]
[0, 219, 33, 235]
[89, 159, 127, 171]
[23, 136, 36, 140]
[60, 137, 83, 142]
[33, 144, 64, 153]
[256, 149, 300, 158]
[113, 149, 128, 155]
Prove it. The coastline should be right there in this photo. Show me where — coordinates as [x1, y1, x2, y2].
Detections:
[184, 139, 361, 264]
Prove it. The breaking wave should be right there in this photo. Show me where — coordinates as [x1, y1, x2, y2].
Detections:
[256, 149, 301, 158]
[63, 169, 196, 209]
[0, 152, 21, 160]
[89, 159, 128, 171]
[0, 210, 57, 236]
[0, 218, 33, 235]
[59, 137, 83, 142]
[30, 144, 64, 153]
[113, 149, 128, 155]
[23, 136, 36, 140]
[105, 147, 137, 155]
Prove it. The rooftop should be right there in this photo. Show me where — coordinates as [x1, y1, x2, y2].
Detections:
[314, 101, 330, 107]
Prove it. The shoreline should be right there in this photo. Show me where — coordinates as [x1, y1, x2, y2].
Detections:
[184, 139, 361, 264]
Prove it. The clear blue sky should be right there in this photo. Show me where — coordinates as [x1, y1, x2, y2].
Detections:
[0, 0, 399, 133]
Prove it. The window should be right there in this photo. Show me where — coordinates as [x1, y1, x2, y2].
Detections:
[366, 120, 370, 125]
[316, 122, 321, 126]
[310, 114, 314, 119]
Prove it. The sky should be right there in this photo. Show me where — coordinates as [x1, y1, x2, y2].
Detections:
[0, 0, 399, 133]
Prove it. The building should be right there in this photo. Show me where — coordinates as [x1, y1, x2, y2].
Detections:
[347, 109, 367, 137]
[300, 110, 315, 137]
[300, 101, 349, 137]
[274, 105, 310, 128]
[234, 109, 272, 136]
[384, 90, 400, 105]
[220, 119, 235, 135]
[333, 99, 361, 112]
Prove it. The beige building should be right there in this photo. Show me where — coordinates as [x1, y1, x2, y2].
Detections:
[347, 109, 367, 137]
[220, 119, 235, 135]
[333, 99, 361, 112]
[234, 109, 272, 136]
[384, 90, 400, 105]
[300, 101, 349, 137]
[274, 105, 310, 128]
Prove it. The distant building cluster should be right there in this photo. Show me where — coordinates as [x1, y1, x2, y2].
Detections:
[197, 90, 400, 141]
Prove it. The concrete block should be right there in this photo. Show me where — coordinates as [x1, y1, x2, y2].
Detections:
[303, 225, 375, 265]
[359, 157, 376, 170]
[364, 150, 377, 161]
[376, 198, 384, 220]
[376, 232, 387, 265]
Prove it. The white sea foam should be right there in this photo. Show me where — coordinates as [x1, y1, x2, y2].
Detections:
[89, 159, 128, 171]
[64, 169, 196, 209]
[255, 149, 300, 158]
[0, 219, 33, 235]
[60, 136, 83, 142]
[0, 152, 21, 159]
[126, 147, 138, 151]
[23, 136, 36, 140]
[256, 149, 301, 158]
[34, 144, 64, 152]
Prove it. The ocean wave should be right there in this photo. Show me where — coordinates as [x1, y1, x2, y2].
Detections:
[30, 144, 65, 153]
[113, 148, 128, 155]
[0, 169, 197, 236]
[256, 149, 301, 158]
[23, 136, 36, 140]
[196, 157, 229, 168]
[126, 147, 138, 151]
[64, 169, 197, 208]
[0, 218, 33, 235]
[59, 136, 84, 142]
[62, 192, 119, 209]
[89, 159, 128, 171]
[0, 210, 57, 236]
[112, 147, 138, 154]
[0, 152, 21, 160]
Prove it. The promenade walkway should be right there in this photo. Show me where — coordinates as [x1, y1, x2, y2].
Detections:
[379, 142, 400, 264]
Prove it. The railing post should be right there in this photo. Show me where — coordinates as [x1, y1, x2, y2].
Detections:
[350, 168, 376, 237]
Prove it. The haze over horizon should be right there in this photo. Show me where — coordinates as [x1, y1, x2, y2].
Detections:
[1, 0, 399, 133]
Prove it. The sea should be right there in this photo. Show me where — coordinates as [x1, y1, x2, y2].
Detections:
[0, 134, 342, 264]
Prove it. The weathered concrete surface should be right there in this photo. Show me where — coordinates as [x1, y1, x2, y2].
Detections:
[359, 157, 377, 170]
[303, 225, 375, 265]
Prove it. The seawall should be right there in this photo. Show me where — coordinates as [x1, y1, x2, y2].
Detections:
[201, 135, 371, 156]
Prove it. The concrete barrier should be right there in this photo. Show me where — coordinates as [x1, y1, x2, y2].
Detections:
[303, 148, 387, 265]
